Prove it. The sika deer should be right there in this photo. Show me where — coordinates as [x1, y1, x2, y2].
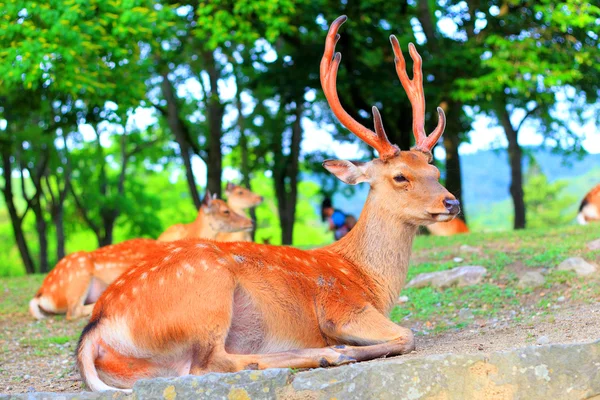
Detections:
[216, 182, 263, 242]
[158, 191, 254, 241]
[577, 184, 600, 224]
[77, 15, 459, 392]
[31, 193, 252, 320]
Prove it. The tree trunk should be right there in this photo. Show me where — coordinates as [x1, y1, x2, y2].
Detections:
[161, 74, 202, 209]
[278, 100, 303, 245]
[499, 106, 526, 229]
[443, 131, 465, 222]
[236, 88, 258, 240]
[32, 202, 49, 273]
[53, 205, 66, 261]
[203, 51, 225, 198]
[1, 154, 35, 273]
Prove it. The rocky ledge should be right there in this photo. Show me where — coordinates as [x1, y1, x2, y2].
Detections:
[3, 340, 599, 400]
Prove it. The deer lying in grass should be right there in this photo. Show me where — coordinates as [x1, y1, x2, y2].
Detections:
[158, 190, 254, 241]
[577, 184, 600, 225]
[427, 217, 469, 236]
[216, 182, 263, 242]
[77, 15, 460, 392]
[30, 193, 252, 320]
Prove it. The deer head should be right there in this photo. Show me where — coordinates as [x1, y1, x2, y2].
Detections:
[224, 182, 264, 212]
[200, 190, 254, 233]
[321, 16, 459, 225]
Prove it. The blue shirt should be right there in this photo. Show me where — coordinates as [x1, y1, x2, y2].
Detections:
[331, 210, 346, 229]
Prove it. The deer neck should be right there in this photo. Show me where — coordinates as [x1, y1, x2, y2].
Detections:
[188, 212, 219, 240]
[326, 192, 418, 313]
[227, 202, 246, 217]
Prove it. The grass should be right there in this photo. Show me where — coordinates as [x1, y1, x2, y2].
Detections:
[391, 223, 600, 333]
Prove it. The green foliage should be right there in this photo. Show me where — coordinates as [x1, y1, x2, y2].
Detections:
[524, 160, 577, 229]
[0, 0, 176, 107]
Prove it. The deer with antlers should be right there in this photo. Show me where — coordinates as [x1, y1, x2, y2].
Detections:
[158, 190, 254, 242]
[77, 16, 460, 392]
[30, 193, 252, 320]
[216, 182, 263, 242]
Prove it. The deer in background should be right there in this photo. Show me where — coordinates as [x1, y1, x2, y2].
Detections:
[216, 182, 263, 242]
[427, 217, 469, 236]
[157, 190, 254, 241]
[30, 193, 252, 320]
[77, 15, 460, 392]
[577, 184, 600, 224]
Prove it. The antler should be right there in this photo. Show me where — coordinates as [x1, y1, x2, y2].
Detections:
[321, 15, 400, 160]
[389, 37, 446, 153]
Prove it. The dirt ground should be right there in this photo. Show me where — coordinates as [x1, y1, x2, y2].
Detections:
[1, 225, 599, 395]
[2, 297, 599, 395]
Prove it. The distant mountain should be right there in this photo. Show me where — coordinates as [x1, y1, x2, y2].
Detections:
[325, 148, 600, 219]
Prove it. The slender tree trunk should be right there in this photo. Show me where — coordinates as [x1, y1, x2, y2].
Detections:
[499, 106, 526, 229]
[235, 87, 258, 240]
[54, 205, 66, 260]
[281, 101, 303, 244]
[203, 51, 225, 198]
[443, 130, 465, 222]
[99, 219, 114, 247]
[32, 202, 49, 273]
[161, 74, 202, 209]
[1, 151, 35, 273]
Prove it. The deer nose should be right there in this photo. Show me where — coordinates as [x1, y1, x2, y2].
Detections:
[444, 198, 460, 215]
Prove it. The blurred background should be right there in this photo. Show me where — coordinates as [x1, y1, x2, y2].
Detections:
[0, 1, 598, 276]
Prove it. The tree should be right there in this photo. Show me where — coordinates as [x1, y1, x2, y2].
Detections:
[454, 0, 600, 229]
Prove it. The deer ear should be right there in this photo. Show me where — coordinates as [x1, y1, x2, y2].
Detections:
[226, 182, 235, 192]
[202, 190, 213, 207]
[323, 160, 369, 185]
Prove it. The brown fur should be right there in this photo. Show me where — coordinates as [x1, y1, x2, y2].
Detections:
[577, 184, 600, 224]
[216, 183, 263, 242]
[77, 15, 460, 392]
[426, 217, 469, 236]
[158, 196, 253, 242]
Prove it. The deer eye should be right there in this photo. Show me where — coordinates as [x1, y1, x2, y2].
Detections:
[393, 175, 408, 183]
[223, 209, 230, 215]
[238, 191, 243, 195]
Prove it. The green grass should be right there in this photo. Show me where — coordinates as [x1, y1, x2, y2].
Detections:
[394, 223, 600, 333]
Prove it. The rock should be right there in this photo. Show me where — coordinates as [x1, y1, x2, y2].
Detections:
[406, 266, 487, 289]
[586, 238, 600, 251]
[460, 244, 481, 253]
[4, 342, 600, 400]
[453, 257, 464, 263]
[537, 335, 550, 345]
[557, 296, 566, 302]
[397, 295, 409, 303]
[458, 308, 474, 320]
[517, 271, 545, 288]
[557, 257, 597, 276]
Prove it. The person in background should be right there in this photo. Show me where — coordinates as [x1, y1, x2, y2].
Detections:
[321, 197, 355, 240]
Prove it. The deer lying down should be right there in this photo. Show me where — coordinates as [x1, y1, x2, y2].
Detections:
[158, 190, 254, 242]
[577, 184, 600, 225]
[30, 194, 253, 320]
[427, 217, 469, 236]
[216, 182, 263, 242]
[77, 15, 460, 392]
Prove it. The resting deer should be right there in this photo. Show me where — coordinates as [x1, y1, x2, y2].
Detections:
[216, 182, 263, 242]
[29, 239, 162, 320]
[427, 217, 469, 236]
[577, 184, 600, 224]
[31, 193, 252, 320]
[77, 15, 460, 392]
[158, 190, 254, 241]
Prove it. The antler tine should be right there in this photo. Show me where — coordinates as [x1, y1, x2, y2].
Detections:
[390, 36, 446, 152]
[321, 16, 400, 160]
